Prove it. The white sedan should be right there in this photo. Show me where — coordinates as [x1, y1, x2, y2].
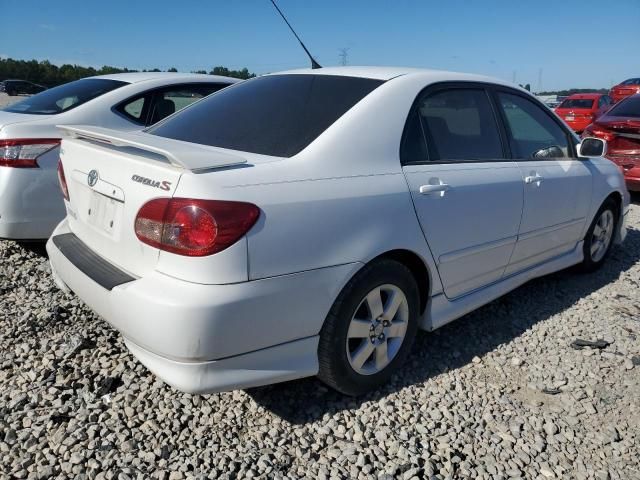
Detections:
[0, 72, 240, 240]
[47, 67, 629, 395]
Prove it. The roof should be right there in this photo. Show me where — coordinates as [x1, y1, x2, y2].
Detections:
[269, 66, 520, 89]
[84, 72, 239, 84]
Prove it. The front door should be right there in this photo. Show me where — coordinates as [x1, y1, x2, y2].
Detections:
[494, 90, 592, 275]
[401, 86, 524, 299]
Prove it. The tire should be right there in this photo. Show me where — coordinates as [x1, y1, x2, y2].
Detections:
[579, 198, 618, 272]
[317, 259, 420, 396]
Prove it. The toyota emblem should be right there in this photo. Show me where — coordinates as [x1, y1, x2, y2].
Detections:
[87, 169, 99, 187]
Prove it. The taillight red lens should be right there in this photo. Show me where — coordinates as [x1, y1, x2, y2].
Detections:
[57, 160, 70, 201]
[135, 198, 260, 256]
[0, 138, 60, 168]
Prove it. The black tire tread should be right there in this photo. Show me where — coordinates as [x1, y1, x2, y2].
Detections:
[317, 259, 419, 396]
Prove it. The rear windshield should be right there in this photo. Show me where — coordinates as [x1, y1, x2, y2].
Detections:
[3, 78, 127, 115]
[606, 95, 640, 118]
[148, 74, 384, 157]
[621, 78, 640, 86]
[558, 99, 594, 109]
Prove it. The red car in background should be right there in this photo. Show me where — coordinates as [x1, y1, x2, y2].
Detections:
[555, 93, 612, 133]
[610, 78, 640, 103]
[583, 94, 640, 191]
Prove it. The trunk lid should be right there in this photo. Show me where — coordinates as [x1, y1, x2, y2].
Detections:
[0, 110, 52, 132]
[58, 125, 247, 277]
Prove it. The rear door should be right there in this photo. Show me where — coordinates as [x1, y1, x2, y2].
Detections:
[401, 84, 524, 299]
[493, 89, 592, 275]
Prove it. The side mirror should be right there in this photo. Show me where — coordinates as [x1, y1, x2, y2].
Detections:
[578, 137, 607, 158]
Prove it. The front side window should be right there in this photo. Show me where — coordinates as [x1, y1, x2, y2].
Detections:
[3, 78, 127, 115]
[415, 88, 504, 161]
[498, 92, 571, 159]
[148, 75, 384, 157]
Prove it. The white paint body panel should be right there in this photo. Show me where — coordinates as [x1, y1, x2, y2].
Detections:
[0, 73, 239, 239]
[47, 67, 629, 393]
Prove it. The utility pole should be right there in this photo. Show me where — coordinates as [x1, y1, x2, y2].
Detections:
[512, 70, 517, 83]
[538, 68, 543, 93]
[338, 48, 350, 67]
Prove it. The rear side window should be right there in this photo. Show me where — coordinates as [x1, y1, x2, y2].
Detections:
[148, 85, 224, 124]
[621, 78, 640, 86]
[408, 88, 503, 162]
[116, 83, 227, 126]
[498, 92, 571, 158]
[148, 75, 384, 157]
[559, 99, 594, 109]
[606, 95, 640, 118]
[3, 78, 127, 115]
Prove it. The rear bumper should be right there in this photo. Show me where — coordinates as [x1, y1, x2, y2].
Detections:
[46, 219, 361, 393]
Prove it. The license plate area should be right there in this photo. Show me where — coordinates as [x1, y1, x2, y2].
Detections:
[87, 191, 123, 236]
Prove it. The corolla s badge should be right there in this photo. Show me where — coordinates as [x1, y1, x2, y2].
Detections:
[87, 169, 99, 187]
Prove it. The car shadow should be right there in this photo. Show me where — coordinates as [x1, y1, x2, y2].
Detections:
[15, 240, 49, 258]
[631, 191, 640, 205]
[246, 225, 640, 425]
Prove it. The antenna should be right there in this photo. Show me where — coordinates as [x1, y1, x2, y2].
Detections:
[269, 0, 321, 69]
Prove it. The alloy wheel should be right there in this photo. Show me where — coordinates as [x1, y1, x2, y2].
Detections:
[346, 284, 409, 375]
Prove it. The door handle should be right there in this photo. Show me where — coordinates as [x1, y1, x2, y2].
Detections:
[419, 183, 450, 194]
[524, 174, 544, 184]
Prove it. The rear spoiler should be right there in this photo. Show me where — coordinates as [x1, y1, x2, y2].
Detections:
[58, 125, 247, 172]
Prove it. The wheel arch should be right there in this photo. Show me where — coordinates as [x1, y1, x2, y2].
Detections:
[369, 249, 431, 315]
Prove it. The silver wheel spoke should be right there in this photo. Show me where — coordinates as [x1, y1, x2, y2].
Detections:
[375, 341, 389, 370]
[383, 290, 403, 321]
[366, 288, 384, 320]
[351, 341, 375, 370]
[347, 319, 372, 339]
[386, 321, 407, 338]
[346, 284, 410, 375]
[591, 209, 615, 262]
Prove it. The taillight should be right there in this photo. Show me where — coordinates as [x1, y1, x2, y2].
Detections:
[57, 160, 70, 201]
[135, 198, 260, 256]
[0, 138, 60, 168]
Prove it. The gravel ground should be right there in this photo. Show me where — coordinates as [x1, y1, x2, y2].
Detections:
[1, 198, 639, 480]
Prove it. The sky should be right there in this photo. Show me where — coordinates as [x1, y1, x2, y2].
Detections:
[1, 0, 639, 91]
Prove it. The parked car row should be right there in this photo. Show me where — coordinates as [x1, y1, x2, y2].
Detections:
[553, 78, 640, 135]
[583, 94, 640, 192]
[1, 67, 630, 395]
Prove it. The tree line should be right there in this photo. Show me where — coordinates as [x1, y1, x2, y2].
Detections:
[0, 58, 256, 87]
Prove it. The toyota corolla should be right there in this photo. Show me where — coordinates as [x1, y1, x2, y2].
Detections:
[47, 67, 629, 395]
